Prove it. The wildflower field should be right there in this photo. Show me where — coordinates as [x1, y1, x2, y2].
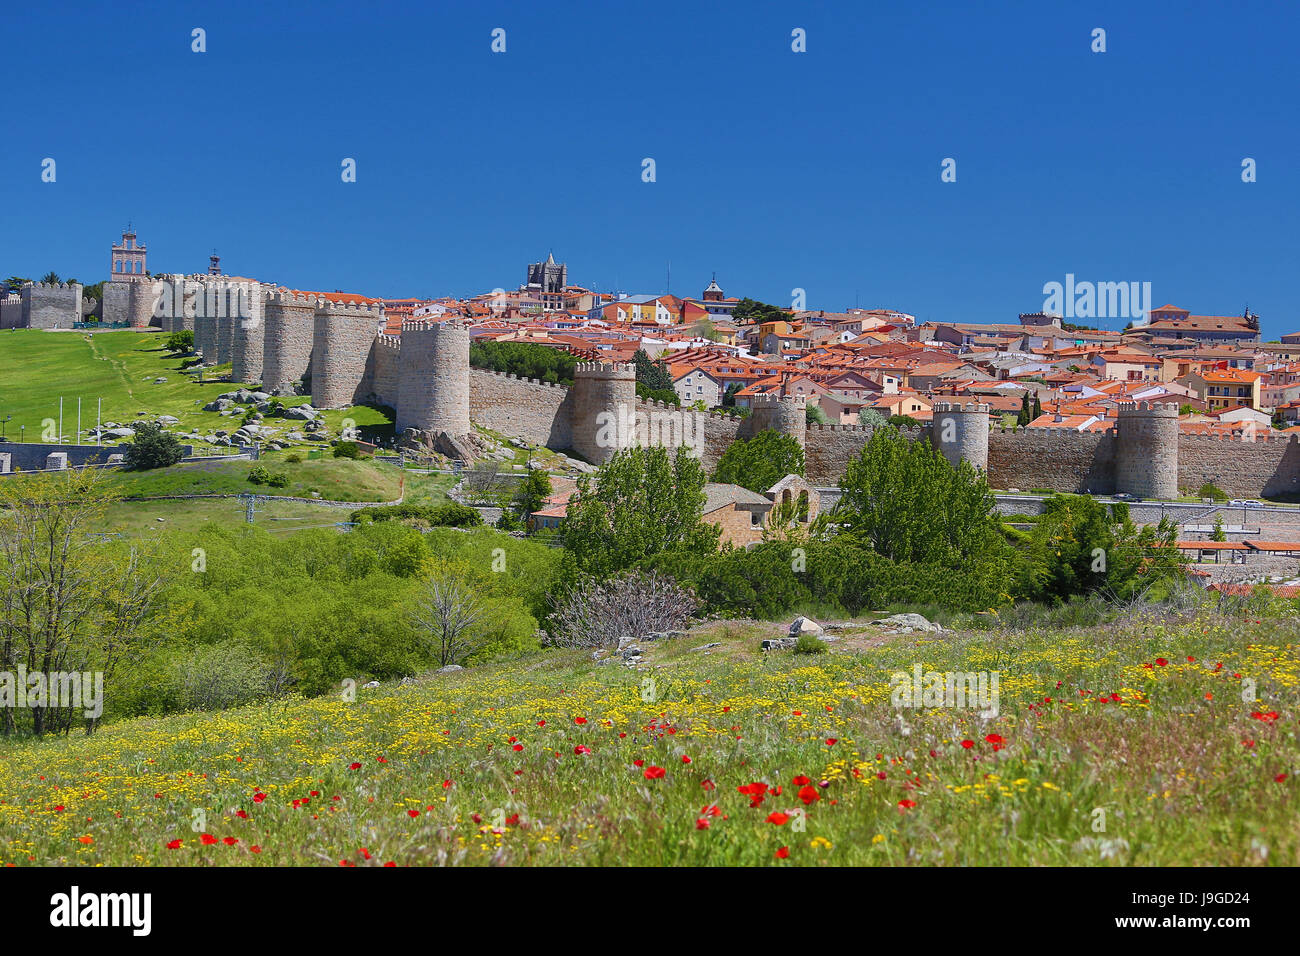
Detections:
[1, 609, 1296, 866]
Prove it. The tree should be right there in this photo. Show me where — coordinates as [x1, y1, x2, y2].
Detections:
[712, 429, 805, 492]
[835, 425, 1005, 567]
[547, 570, 697, 648]
[858, 408, 888, 427]
[697, 317, 718, 341]
[5, 277, 32, 293]
[0, 469, 165, 736]
[165, 329, 194, 353]
[1016, 393, 1032, 427]
[632, 349, 675, 392]
[562, 446, 719, 577]
[469, 339, 577, 385]
[124, 422, 184, 470]
[807, 404, 830, 425]
[409, 567, 484, 667]
[515, 467, 552, 523]
[39, 271, 61, 285]
[1212, 515, 1227, 542]
[722, 382, 743, 407]
[731, 298, 788, 325]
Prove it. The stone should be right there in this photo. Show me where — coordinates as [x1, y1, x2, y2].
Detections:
[761, 637, 798, 651]
[282, 404, 318, 421]
[871, 613, 942, 633]
[101, 427, 136, 439]
[153, 377, 167, 384]
[156, 415, 180, 425]
[620, 646, 642, 660]
[789, 616, 824, 637]
[399, 676, 417, 686]
[436, 664, 464, 674]
[691, 642, 722, 651]
[362, 680, 380, 689]
[204, 398, 233, 412]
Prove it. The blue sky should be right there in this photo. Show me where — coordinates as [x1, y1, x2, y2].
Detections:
[2, 0, 1296, 335]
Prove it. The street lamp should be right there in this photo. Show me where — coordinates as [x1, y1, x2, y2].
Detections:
[1, 415, 9, 441]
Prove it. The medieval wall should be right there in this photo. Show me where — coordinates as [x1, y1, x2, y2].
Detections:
[468, 368, 573, 449]
[1179, 434, 1300, 498]
[988, 427, 1117, 493]
[371, 334, 402, 408]
[20, 282, 82, 329]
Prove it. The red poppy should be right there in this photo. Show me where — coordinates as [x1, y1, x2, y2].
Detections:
[695, 818, 711, 830]
[222, 837, 238, 846]
[899, 799, 917, 809]
[574, 716, 588, 725]
[235, 810, 249, 819]
[407, 809, 420, 818]
[775, 846, 789, 859]
[1276, 773, 1288, 783]
[876, 772, 887, 780]
[984, 733, 1005, 751]
[701, 779, 716, 790]
[200, 833, 218, 845]
[961, 740, 974, 749]
[797, 785, 820, 806]
[633, 759, 645, 767]
[766, 812, 790, 825]
[825, 738, 838, 746]
[349, 763, 362, 770]
[249, 845, 261, 854]
[253, 792, 267, 803]
[792, 775, 811, 786]
[1155, 658, 1168, 667]
[644, 766, 667, 780]
[166, 839, 182, 850]
[574, 745, 592, 755]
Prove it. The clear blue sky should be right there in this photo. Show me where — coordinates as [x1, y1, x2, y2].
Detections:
[2, 1, 1296, 335]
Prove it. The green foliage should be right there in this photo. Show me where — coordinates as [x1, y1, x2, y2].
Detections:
[1212, 515, 1226, 542]
[858, 408, 888, 427]
[888, 414, 920, 428]
[515, 467, 552, 519]
[470, 339, 576, 385]
[722, 382, 743, 407]
[712, 429, 805, 492]
[247, 465, 289, 488]
[835, 426, 1006, 568]
[562, 446, 719, 579]
[333, 441, 362, 460]
[730, 297, 788, 324]
[632, 349, 675, 392]
[806, 404, 830, 425]
[165, 330, 194, 353]
[635, 382, 681, 406]
[351, 502, 483, 528]
[793, 633, 828, 654]
[123, 421, 185, 470]
[1197, 481, 1228, 501]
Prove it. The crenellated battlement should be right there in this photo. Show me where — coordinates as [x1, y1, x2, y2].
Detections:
[1117, 400, 1179, 416]
[264, 290, 319, 309]
[401, 318, 469, 333]
[933, 401, 991, 414]
[315, 298, 385, 319]
[23, 281, 83, 292]
[751, 392, 807, 408]
[574, 360, 636, 376]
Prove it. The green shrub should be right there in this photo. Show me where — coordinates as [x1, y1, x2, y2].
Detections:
[351, 502, 483, 528]
[285, 453, 303, 464]
[333, 441, 362, 460]
[1197, 481, 1228, 501]
[793, 633, 828, 654]
[248, 465, 289, 488]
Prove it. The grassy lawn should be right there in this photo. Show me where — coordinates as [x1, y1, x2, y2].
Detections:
[97, 458, 405, 502]
[0, 607, 1294, 866]
[96, 497, 361, 537]
[0, 328, 395, 450]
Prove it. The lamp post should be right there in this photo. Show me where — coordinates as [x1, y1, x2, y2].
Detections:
[1, 415, 9, 441]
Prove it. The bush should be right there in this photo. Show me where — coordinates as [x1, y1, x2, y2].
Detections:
[285, 452, 303, 464]
[124, 422, 185, 470]
[547, 570, 698, 649]
[333, 441, 362, 459]
[165, 330, 194, 353]
[248, 465, 289, 488]
[1197, 481, 1228, 501]
[351, 502, 483, 528]
[793, 633, 828, 655]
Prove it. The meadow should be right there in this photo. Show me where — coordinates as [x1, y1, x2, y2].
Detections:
[0, 328, 391, 448]
[1, 607, 1294, 866]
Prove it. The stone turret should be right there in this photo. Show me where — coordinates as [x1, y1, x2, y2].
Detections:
[261, 292, 318, 391]
[396, 320, 471, 444]
[749, 392, 807, 447]
[312, 298, 385, 409]
[931, 401, 991, 472]
[231, 285, 267, 384]
[1115, 401, 1179, 499]
[571, 361, 637, 464]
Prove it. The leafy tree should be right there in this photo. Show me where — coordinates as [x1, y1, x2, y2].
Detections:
[696, 317, 718, 341]
[333, 441, 362, 459]
[470, 339, 577, 384]
[712, 430, 805, 492]
[635, 382, 681, 406]
[165, 330, 194, 352]
[1212, 515, 1226, 542]
[888, 414, 919, 428]
[39, 271, 60, 285]
[124, 422, 184, 470]
[858, 408, 888, 427]
[632, 349, 675, 392]
[5, 277, 32, 293]
[515, 466, 552, 521]
[807, 404, 830, 425]
[731, 298, 788, 324]
[1016, 393, 1032, 427]
[562, 446, 719, 578]
[722, 382, 743, 407]
[835, 425, 1006, 567]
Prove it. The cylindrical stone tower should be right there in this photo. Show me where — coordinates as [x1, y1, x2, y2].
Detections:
[396, 320, 470, 438]
[231, 284, 267, 385]
[1115, 401, 1179, 499]
[312, 298, 384, 409]
[748, 392, 808, 448]
[931, 401, 991, 472]
[194, 311, 217, 362]
[571, 361, 637, 465]
[261, 292, 318, 391]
